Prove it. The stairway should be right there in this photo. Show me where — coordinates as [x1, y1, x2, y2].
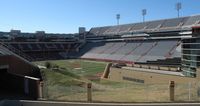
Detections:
[136, 42, 158, 62]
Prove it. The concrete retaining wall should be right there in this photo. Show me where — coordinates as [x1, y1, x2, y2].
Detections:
[108, 67, 196, 84]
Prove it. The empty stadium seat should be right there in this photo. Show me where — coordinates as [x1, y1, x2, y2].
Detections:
[80, 39, 181, 64]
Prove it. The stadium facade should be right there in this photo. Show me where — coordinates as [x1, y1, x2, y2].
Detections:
[1, 14, 200, 95]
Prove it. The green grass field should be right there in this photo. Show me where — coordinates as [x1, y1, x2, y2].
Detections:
[34, 59, 107, 77]
[34, 59, 199, 102]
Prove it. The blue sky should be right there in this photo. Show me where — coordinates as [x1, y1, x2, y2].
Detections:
[0, 0, 199, 33]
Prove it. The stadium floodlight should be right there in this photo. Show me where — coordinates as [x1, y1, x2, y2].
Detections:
[116, 14, 120, 25]
[176, 2, 182, 18]
[142, 9, 147, 22]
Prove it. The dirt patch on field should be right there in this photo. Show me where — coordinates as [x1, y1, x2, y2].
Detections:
[85, 72, 103, 80]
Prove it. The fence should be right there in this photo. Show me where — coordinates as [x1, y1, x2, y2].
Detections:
[42, 80, 200, 103]
[43, 81, 88, 102]
[33, 59, 200, 102]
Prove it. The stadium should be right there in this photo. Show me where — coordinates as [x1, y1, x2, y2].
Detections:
[1, 13, 200, 103]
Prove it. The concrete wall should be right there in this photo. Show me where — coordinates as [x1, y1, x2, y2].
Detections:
[17, 100, 200, 106]
[3, 100, 200, 106]
[108, 67, 196, 84]
[0, 55, 42, 99]
[0, 72, 41, 99]
[0, 55, 41, 79]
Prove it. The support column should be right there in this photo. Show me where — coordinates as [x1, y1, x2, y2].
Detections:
[87, 83, 92, 102]
[169, 81, 175, 101]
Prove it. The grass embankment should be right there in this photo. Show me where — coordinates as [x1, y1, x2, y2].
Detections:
[40, 68, 86, 101]
[35, 59, 108, 101]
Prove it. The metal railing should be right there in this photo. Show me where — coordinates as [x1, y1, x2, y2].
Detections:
[42, 79, 200, 102]
[0, 43, 34, 61]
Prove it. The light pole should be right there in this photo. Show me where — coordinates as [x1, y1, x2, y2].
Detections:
[176, 2, 182, 18]
[116, 14, 120, 25]
[142, 9, 147, 22]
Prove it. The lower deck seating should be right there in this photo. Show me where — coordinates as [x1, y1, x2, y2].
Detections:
[3, 42, 82, 61]
[80, 39, 181, 64]
[2, 39, 181, 63]
[27, 52, 64, 61]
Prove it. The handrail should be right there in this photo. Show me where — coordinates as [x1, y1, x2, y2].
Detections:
[110, 43, 126, 54]
[60, 44, 71, 58]
[119, 42, 143, 61]
[98, 43, 115, 54]
[165, 41, 181, 58]
[136, 41, 158, 62]
[126, 42, 143, 55]
[0, 43, 34, 61]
